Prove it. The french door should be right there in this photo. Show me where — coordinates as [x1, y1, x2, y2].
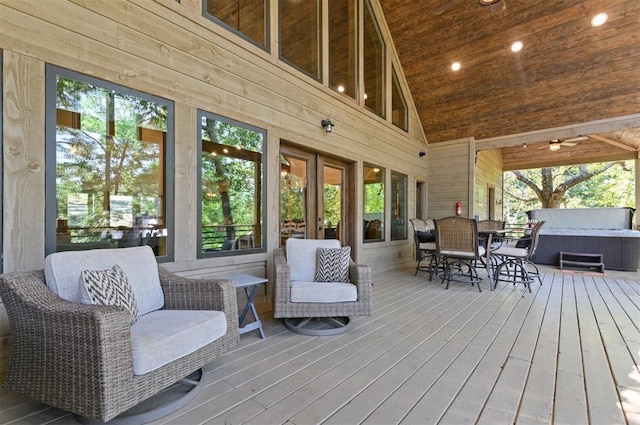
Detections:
[280, 144, 351, 246]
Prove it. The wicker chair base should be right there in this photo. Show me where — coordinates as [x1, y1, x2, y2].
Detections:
[283, 317, 352, 336]
[75, 369, 204, 425]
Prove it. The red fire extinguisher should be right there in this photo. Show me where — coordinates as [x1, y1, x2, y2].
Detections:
[455, 201, 462, 216]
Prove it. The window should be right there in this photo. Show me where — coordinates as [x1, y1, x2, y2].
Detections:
[279, 0, 321, 80]
[329, 0, 357, 98]
[363, 0, 385, 117]
[46, 66, 174, 259]
[364, 163, 384, 242]
[391, 66, 408, 131]
[198, 112, 265, 257]
[391, 171, 407, 240]
[204, 0, 268, 50]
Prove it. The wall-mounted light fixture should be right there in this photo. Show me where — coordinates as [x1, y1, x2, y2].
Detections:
[321, 119, 334, 133]
[419, 151, 426, 157]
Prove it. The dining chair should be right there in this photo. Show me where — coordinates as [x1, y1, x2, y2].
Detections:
[433, 217, 487, 291]
[410, 218, 437, 276]
[491, 220, 546, 292]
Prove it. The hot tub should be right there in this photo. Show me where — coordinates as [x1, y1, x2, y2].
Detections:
[532, 228, 640, 271]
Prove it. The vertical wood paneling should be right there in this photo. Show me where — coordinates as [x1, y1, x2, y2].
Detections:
[427, 140, 472, 219]
[2, 52, 45, 273]
[474, 149, 503, 220]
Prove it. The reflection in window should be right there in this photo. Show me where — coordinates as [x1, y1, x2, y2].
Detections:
[364, 163, 384, 242]
[363, 0, 385, 117]
[329, 0, 357, 98]
[279, 0, 321, 80]
[280, 155, 308, 242]
[391, 171, 407, 240]
[204, 0, 268, 49]
[199, 112, 265, 256]
[391, 66, 408, 131]
[50, 70, 172, 257]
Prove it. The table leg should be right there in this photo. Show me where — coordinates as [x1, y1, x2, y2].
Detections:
[238, 284, 266, 339]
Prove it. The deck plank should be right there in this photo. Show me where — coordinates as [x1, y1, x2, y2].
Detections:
[553, 274, 589, 425]
[575, 276, 628, 425]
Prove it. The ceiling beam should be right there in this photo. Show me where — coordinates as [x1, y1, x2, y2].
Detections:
[588, 134, 637, 152]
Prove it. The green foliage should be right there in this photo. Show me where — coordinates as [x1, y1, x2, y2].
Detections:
[503, 161, 634, 224]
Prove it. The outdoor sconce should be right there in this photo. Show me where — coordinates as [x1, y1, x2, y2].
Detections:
[419, 151, 426, 157]
[321, 119, 334, 133]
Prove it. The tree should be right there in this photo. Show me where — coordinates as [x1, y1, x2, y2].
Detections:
[504, 161, 633, 224]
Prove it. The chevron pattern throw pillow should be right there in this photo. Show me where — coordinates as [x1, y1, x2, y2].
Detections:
[314, 246, 351, 283]
[81, 264, 140, 325]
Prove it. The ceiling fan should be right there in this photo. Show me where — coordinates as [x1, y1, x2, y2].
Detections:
[539, 136, 589, 151]
[434, 0, 506, 15]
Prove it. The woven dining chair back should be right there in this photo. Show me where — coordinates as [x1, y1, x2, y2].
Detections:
[435, 217, 480, 257]
[477, 219, 505, 232]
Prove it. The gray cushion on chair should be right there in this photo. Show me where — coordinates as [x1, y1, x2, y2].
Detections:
[130, 309, 227, 375]
[44, 245, 164, 316]
[286, 238, 341, 282]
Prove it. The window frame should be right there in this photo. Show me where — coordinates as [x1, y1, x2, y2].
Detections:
[390, 170, 408, 240]
[197, 110, 267, 258]
[44, 65, 175, 261]
[363, 162, 385, 243]
[202, 0, 271, 52]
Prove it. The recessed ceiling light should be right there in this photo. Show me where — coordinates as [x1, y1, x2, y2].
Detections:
[591, 12, 608, 27]
[511, 41, 523, 52]
[451, 61, 461, 71]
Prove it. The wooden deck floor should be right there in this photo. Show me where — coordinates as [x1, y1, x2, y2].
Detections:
[1, 268, 639, 424]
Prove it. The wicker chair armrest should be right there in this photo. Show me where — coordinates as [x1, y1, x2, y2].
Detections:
[273, 247, 291, 298]
[158, 266, 239, 340]
[0, 270, 135, 391]
[349, 261, 373, 301]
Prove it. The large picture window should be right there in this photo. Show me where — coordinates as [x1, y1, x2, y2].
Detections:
[46, 67, 174, 259]
[391, 66, 408, 131]
[198, 112, 265, 257]
[364, 163, 385, 242]
[329, 0, 358, 99]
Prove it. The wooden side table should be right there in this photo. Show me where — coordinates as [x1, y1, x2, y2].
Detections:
[224, 274, 268, 339]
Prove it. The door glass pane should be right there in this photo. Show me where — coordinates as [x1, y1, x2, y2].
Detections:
[323, 164, 343, 241]
[364, 163, 384, 241]
[391, 171, 407, 240]
[329, 0, 357, 98]
[279, 0, 321, 80]
[280, 155, 308, 244]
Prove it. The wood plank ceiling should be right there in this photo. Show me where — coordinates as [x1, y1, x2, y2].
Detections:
[379, 0, 640, 169]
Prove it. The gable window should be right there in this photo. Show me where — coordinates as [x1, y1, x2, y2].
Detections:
[391, 66, 408, 131]
[204, 0, 269, 50]
[329, 0, 358, 99]
[198, 112, 265, 257]
[363, 0, 385, 117]
[46, 66, 174, 260]
[279, 0, 321, 80]
[364, 163, 385, 242]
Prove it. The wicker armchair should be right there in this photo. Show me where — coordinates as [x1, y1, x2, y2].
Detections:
[273, 239, 372, 335]
[0, 258, 239, 422]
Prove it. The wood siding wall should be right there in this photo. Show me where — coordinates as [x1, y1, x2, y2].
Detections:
[427, 140, 473, 220]
[474, 149, 503, 220]
[0, 0, 428, 369]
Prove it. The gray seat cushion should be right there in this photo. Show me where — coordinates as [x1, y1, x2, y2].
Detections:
[130, 309, 227, 375]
